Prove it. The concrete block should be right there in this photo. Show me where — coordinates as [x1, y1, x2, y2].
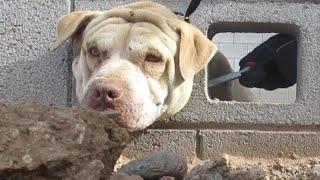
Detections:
[262, 33, 277, 41]
[74, 0, 188, 13]
[233, 58, 240, 71]
[219, 43, 248, 59]
[123, 130, 197, 160]
[247, 43, 260, 53]
[172, 0, 320, 126]
[250, 88, 260, 98]
[212, 32, 234, 43]
[260, 89, 289, 104]
[288, 85, 297, 103]
[233, 32, 262, 44]
[0, 0, 71, 106]
[200, 130, 320, 159]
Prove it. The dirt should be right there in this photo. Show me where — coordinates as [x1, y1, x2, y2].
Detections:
[113, 154, 320, 179]
[0, 102, 130, 179]
[185, 155, 320, 180]
[1, 101, 320, 180]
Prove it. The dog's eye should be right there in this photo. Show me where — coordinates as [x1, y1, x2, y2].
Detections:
[89, 47, 100, 57]
[145, 54, 162, 63]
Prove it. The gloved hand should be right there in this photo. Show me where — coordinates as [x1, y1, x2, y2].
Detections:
[239, 34, 297, 90]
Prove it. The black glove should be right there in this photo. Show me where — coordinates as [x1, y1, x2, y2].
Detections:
[239, 34, 297, 90]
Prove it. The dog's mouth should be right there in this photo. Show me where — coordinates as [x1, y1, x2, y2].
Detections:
[98, 109, 120, 119]
[90, 102, 155, 131]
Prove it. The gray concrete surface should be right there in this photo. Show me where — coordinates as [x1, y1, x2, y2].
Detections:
[173, 1, 320, 125]
[0, 0, 72, 106]
[1, 0, 320, 159]
[123, 130, 197, 161]
[200, 130, 320, 159]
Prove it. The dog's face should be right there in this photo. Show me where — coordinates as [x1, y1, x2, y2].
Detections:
[76, 20, 177, 129]
[52, 1, 217, 131]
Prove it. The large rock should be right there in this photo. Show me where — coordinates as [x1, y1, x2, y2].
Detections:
[0, 102, 130, 179]
[119, 151, 188, 180]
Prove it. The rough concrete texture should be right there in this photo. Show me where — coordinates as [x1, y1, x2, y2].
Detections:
[0, 0, 72, 107]
[0, 102, 129, 179]
[122, 130, 197, 160]
[200, 130, 320, 159]
[163, 0, 320, 126]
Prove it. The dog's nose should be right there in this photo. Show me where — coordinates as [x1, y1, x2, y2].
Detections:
[92, 85, 121, 101]
[87, 81, 122, 111]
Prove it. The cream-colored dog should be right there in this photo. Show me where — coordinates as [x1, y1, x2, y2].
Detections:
[52, 1, 256, 131]
[52, 1, 217, 131]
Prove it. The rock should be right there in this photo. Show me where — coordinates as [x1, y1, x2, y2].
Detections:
[184, 156, 229, 180]
[290, 153, 299, 160]
[119, 151, 188, 180]
[159, 176, 176, 180]
[185, 155, 266, 180]
[309, 164, 320, 176]
[0, 102, 130, 179]
[213, 173, 223, 180]
[110, 172, 144, 180]
[247, 164, 265, 178]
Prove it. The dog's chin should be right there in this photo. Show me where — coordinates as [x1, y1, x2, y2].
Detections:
[98, 109, 156, 131]
[115, 108, 157, 131]
[81, 101, 158, 131]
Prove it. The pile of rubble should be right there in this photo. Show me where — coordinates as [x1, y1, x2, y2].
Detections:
[112, 153, 320, 179]
[0, 102, 320, 179]
[0, 102, 129, 179]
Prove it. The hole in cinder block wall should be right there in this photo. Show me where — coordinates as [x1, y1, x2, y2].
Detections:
[207, 23, 298, 103]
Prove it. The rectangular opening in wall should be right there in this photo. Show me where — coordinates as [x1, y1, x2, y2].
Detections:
[207, 32, 297, 104]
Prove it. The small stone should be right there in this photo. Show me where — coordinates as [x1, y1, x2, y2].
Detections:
[22, 154, 32, 164]
[159, 176, 176, 180]
[310, 164, 320, 176]
[10, 128, 20, 138]
[184, 157, 229, 180]
[214, 173, 223, 180]
[119, 151, 187, 179]
[290, 153, 299, 160]
[110, 173, 143, 180]
[278, 151, 284, 157]
[248, 164, 265, 178]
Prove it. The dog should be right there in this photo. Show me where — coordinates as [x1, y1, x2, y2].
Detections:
[52, 1, 256, 131]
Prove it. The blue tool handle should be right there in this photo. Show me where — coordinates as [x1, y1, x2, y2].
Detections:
[208, 66, 252, 87]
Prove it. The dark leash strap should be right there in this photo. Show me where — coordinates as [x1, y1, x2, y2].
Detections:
[184, 0, 202, 23]
[174, 0, 203, 23]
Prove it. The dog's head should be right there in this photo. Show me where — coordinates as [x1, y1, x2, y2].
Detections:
[52, 1, 217, 131]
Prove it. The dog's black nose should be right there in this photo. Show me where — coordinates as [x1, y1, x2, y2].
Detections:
[87, 81, 122, 111]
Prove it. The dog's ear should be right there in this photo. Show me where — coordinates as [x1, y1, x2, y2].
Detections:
[169, 20, 218, 82]
[51, 11, 101, 51]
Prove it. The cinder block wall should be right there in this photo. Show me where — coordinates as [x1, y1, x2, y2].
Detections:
[1, 0, 319, 161]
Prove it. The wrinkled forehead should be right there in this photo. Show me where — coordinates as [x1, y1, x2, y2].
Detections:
[127, 22, 177, 54]
[82, 16, 177, 52]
